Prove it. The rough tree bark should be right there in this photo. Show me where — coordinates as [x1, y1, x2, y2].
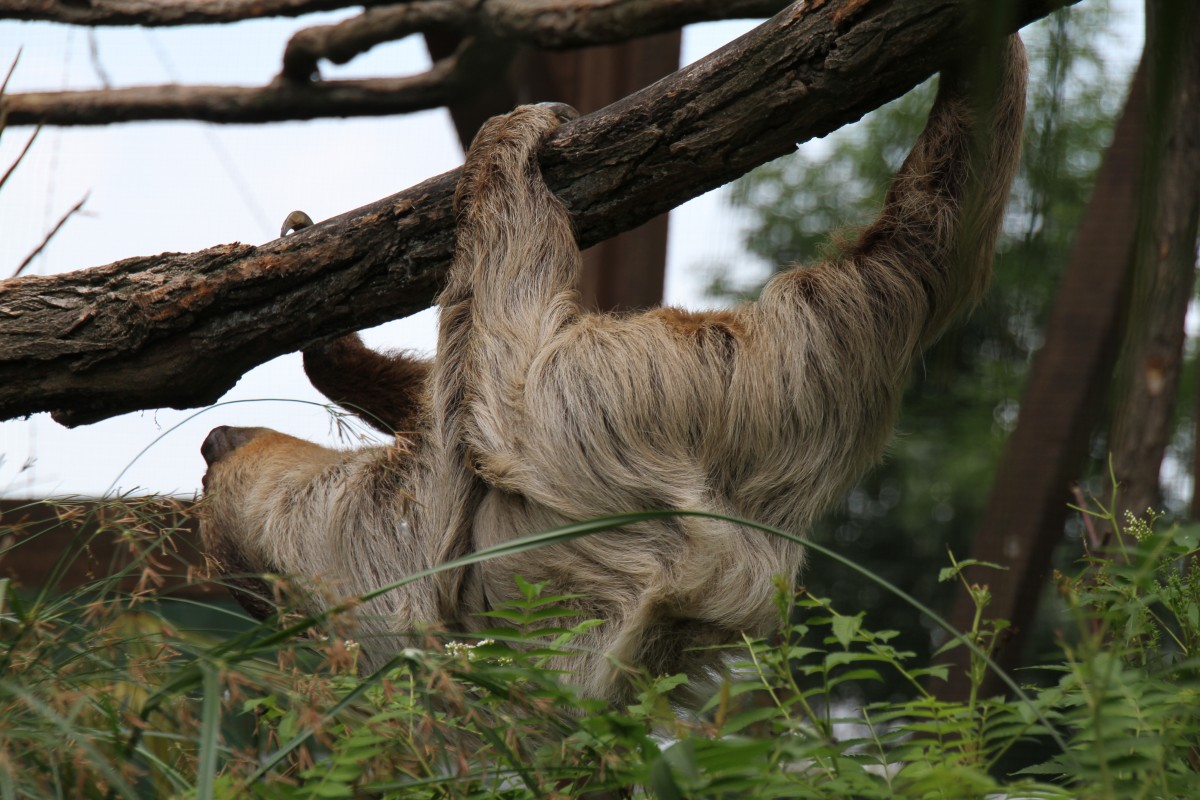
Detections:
[0, 0, 1078, 427]
[1108, 4, 1200, 526]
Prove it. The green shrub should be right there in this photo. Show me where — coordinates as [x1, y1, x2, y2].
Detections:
[1, 501, 1198, 798]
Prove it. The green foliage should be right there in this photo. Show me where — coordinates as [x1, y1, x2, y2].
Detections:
[3, 501, 1200, 798]
[707, 3, 1131, 685]
[1023, 500, 1200, 797]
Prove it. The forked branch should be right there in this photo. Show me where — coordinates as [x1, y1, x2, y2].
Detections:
[3, 0, 791, 126]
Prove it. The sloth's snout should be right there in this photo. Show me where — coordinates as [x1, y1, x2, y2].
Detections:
[201, 425, 259, 467]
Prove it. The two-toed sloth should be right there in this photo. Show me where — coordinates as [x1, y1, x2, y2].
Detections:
[200, 37, 1027, 704]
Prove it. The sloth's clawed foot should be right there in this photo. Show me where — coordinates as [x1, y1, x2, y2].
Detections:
[455, 103, 575, 217]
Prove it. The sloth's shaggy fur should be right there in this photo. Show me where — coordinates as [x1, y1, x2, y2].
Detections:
[200, 37, 1027, 705]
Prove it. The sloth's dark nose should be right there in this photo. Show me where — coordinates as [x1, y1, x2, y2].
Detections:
[201, 425, 257, 466]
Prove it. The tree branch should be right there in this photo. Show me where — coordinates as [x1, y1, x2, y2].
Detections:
[282, 1, 470, 83]
[0, 0, 389, 26]
[0, 0, 1079, 426]
[1, 50, 490, 126]
[5, 0, 790, 126]
[280, 0, 789, 82]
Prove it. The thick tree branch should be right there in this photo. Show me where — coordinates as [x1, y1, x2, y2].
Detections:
[0, 0, 388, 26]
[0, 0, 1078, 426]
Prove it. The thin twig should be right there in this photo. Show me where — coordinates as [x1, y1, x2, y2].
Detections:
[0, 48, 20, 96]
[10, 194, 89, 280]
[0, 125, 41, 192]
[0, 48, 22, 133]
[1072, 484, 1102, 554]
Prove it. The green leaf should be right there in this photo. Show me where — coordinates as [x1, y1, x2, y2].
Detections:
[909, 665, 950, 683]
[653, 674, 690, 694]
[663, 739, 701, 783]
[196, 664, 222, 800]
[829, 667, 883, 684]
[719, 705, 781, 735]
[832, 613, 863, 648]
[514, 575, 547, 600]
[1172, 523, 1200, 549]
[649, 754, 685, 800]
[938, 559, 1008, 583]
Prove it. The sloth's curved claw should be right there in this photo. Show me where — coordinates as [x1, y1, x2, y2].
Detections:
[536, 102, 580, 124]
[280, 209, 314, 237]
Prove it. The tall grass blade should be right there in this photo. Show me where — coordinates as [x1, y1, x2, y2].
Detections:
[195, 664, 221, 800]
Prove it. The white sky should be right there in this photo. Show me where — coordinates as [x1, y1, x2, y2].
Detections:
[0, 5, 1144, 499]
[0, 16, 764, 498]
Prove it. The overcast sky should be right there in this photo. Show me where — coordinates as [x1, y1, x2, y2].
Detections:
[0, 6, 1143, 499]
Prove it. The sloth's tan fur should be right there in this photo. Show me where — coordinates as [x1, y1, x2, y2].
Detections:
[201, 38, 1027, 704]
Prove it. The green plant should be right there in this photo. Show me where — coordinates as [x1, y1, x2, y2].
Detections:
[1021, 499, 1200, 797]
[2, 500, 1199, 798]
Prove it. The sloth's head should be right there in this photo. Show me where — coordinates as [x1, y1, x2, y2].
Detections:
[199, 425, 345, 619]
[199, 423, 432, 649]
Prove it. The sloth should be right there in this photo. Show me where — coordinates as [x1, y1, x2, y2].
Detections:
[200, 37, 1027, 705]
